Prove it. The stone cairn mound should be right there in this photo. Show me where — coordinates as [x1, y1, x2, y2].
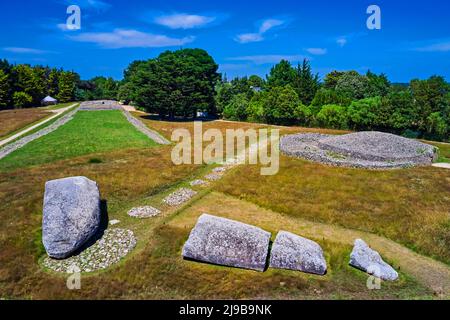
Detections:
[163, 188, 197, 206]
[349, 239, 398, 281]
[280, 131, 437, 169]
[128, 206, 161, 218]
[43, 228, 137, 273]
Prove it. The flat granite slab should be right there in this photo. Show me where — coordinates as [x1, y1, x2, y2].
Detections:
[182, 214, 271, 271]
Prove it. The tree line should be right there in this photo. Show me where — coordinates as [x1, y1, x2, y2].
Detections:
[1, 48, 448, 141]
[0, 59, 120, 109]
[217, 60, 449, 142]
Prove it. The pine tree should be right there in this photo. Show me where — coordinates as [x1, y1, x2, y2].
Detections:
[0, 69, 10, 108]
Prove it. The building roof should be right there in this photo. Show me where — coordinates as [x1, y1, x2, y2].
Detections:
[42, 96, 58, 102]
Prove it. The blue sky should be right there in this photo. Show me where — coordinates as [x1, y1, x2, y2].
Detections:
[0, 0, 449, 82]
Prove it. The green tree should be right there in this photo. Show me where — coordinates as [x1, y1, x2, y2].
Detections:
[222, 93, 249, 121]
[347, 97, 383, 130]
[125, 49, 220, 118]
[248, 85, 300, 125]
[310, 88, 352, 114]
[0, 69, 10, 108]
[266, 60, 296, 88]
[47, 68, 60, 97]
[316, 104, 348, 129]
[57, 71, 78, 103]
[335, 71, 369, 100]
[13, 91, 32, 108]
[323, 70, 346, 89]
[366, 70, 390, 97]
[293, 59, 320, 105]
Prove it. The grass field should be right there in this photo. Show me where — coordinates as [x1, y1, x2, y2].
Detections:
[0, 108, 51, 139]
[0, 112, 448, 299]
[0, 110, 157, 171]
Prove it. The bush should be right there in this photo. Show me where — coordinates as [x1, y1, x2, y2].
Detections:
[310, 88, 351, 115]
[316, 104, 348, 129]
[347, 97, 382, 130]
[222, 93, 249, 121]
[13, 91, 32, 108]
[335, 72, 369, 100]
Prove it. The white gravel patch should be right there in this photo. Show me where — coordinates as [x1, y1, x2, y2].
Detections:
[204, 173, 223, 181]
[212, 167, 227, 173]
[163, 188, 197, 206]
[42, 228, 136, 273]
[432, 163, 450, 169]
[128, 206, 161, 218]
[280, 132, 437, 169]
[190, 179, 208, 186]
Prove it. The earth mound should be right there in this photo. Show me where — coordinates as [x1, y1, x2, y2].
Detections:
[280, 131, 437, 169]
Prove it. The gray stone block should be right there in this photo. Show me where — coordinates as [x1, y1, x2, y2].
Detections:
[182, 214, 271, 271]
[42, 176, 101, 259]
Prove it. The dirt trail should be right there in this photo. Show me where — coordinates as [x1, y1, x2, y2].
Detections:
[185, 191, 450, 297]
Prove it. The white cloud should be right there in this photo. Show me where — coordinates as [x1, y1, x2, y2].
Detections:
[154, 13, 216, 29]
[235, 33, 264, 44]
[306, 48, 327, 55]
[259, 19, 284, 33]
[3, 47, 48, 54]
[70, 29, 195, 48]
[336, 37, 347, 47]
[236, 18, 286, 44]
[228, 54, 306, 64]
[414, 41, 450, 52]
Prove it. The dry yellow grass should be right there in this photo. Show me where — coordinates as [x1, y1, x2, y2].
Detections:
[0, 108, 51, 138]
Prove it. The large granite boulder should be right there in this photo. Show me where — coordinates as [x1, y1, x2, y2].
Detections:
[269, 231, 327, 275]
[182, 214, 271, 271]
[349, 239, 398, 281]
[42, 176, 101, 259]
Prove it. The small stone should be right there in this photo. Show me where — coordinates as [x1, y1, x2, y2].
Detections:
[212, 167, 227, 173]
[349, 239, 398, 281]
[128, 206, 161, 218]
[269, 231, 327, 275]
[109, 219, 120, 225]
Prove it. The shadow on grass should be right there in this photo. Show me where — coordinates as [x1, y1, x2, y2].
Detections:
[139, 114, 217, 123]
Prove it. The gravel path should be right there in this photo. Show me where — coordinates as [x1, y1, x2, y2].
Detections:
[0, 106, 79, 160]
[42, 228, 136, 273]
[280, 132, 437, 169]
[121, 109, 170, 145]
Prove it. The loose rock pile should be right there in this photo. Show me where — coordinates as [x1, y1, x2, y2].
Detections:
[163, 188, 197, 206]
[280, 131, 437, 169]
[128, 206, 161, 218]
[0, 107, 78, 160]
[204, 173, 223, 181]
[43, 228, 137, 273]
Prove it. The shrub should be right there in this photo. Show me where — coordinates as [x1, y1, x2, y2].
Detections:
[316, 104, 348, 129]
[222, 93, 249, 121]
[13, 91, 32, 108]
[347, 97, 382, 130]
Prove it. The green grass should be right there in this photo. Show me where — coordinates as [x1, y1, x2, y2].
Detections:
[0, 110, 157, 171]
[431, 142, 450, 163]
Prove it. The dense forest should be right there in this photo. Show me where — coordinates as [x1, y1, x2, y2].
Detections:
[0, 47, 448, 141]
